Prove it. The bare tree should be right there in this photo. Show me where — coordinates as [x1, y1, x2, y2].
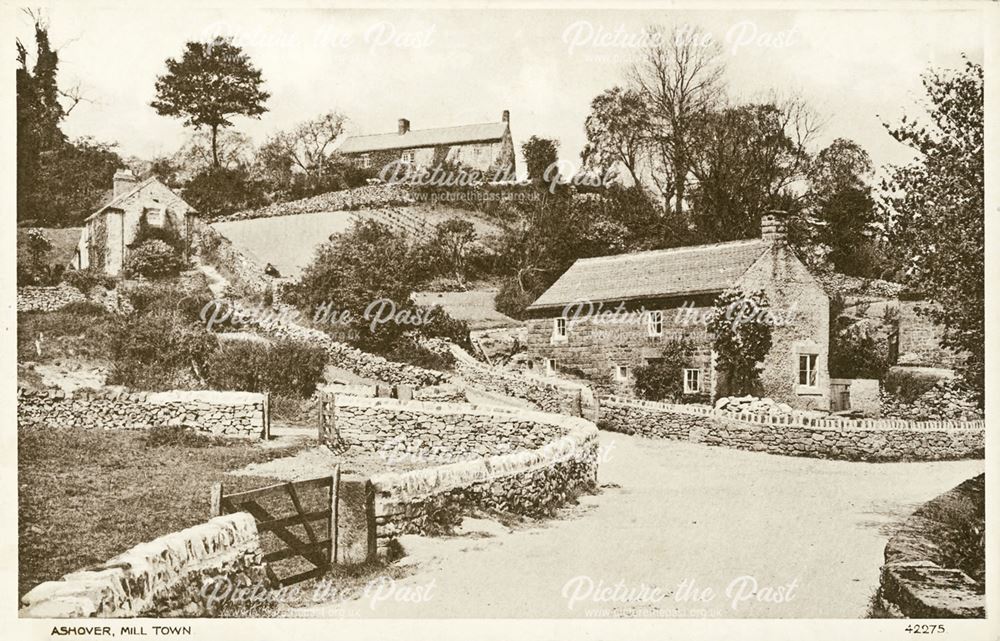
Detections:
[630, 25, 725, 215]
[261, 111, 348, 175]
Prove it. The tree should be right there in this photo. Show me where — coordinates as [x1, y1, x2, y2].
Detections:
[581, 86, 650, 185]
[182, 166, 266, 219]
[707, 289, 774, 397]
[521, 136, 559, 184]
[877, 57, 984, 400]
[16, 16, 123, 225]
[174, 129, 254, 173]
[431, 219, 478, 289]
[151, 37, 269, 168]
[261, 111, 348, 175]
[631, 24, 724, 215]
[686, 100, 817, 242]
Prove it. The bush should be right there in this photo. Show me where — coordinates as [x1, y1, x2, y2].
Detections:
[494, 277, 535, 320]
[184, 166, 267, 219]
[829, 326, 889, 379]
[633, 338, 696, 403]
[59, 300, 109, 316]
[124, 282, 213, 323]
[125, 240, 185, 279]
[206, 339, 327, 398]
[64, 267, 115, 293]
[883, 369, 941, 403]
[414, 305, 471, 351]
[107, 311, 218, 390]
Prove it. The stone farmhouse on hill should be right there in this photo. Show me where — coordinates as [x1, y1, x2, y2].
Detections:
[74, 169, 197, 276]
[338, 111, 516, 177]
[524, 213, 832, 410]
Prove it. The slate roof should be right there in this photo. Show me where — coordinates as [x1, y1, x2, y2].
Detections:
[528, 239, 771, 310]
[338, 122, 507, 154]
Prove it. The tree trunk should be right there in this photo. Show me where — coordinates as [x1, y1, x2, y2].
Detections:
[211, 125, 220, 168]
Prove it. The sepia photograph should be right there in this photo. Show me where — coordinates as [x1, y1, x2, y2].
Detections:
[4, 1, 995, 639]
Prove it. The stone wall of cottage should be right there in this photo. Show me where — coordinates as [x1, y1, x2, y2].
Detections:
[20, 513, 267, 617]
[876, 474, 984, 618]
[598, 396, 984, 462]
[17, 388, 267, 437]
[736, 244, 831, 410]
[524, 294, 716, 398]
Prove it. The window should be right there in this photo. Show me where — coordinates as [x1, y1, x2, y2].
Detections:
[552, 316, 567, 341]
[400, 150, 414, 164]
[683, 369, 702, 394]
[545, 359, 557, 376]
[646, 310, 663, 337]
[144, 208, 165, 227]
[798, 354, 818, 387]
[614, 365, 629, 382]
[360, 154, 371, 169]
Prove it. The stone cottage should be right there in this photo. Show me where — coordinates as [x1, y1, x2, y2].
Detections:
[338, 111, 516, 178]
[74, 169, 197, 276]
[524, 214, 832, 410]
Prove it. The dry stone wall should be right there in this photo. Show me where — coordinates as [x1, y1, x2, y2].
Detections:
[599, 396, 984, 462]
[368, 407, 600, 548]
[215, 184, 415, 222]
[20, 513, 267, 617]
[876, 475, 984, 618]
[18, 388, 267, 437]
[17, 283, 86, 312]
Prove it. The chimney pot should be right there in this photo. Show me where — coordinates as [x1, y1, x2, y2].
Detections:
[502, 109, 510, 123]
[398, 118, 410, 135]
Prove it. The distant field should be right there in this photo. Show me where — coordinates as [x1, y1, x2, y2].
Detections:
[412, 289, 519, 330]
[211, 205, 504, 277]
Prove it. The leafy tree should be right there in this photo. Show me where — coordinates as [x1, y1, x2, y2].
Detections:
[521, 136, 559, 184]
[877, 57, 984, 400]
[16, 17, 123, 225]
[707, 289, 773, 397]
[430, 219, 478, 289]
[182, 166, 267, 219]
[581, 86, 650, 185]
[151, 37, 269, 168]
[686, 101, 815, 242]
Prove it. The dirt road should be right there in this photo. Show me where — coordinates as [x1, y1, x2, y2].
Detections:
[293, 432, 982, 618]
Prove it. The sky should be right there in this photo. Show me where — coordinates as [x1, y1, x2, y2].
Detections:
[13, 6, 986, 177]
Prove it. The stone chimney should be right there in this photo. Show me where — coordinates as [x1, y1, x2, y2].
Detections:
[761, 210, 788, 245]
[398, 118, 410, 135]
[113, 168, 139, 198]
[502, 109, 510, 123]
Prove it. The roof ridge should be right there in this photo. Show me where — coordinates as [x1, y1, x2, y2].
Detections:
[574, 238, 767, 264]
[86, 175, 161, 221]
[344, 121, 505, 140]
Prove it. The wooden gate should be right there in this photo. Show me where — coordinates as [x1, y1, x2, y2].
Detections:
[211, 467, 340, 586]
[830, 380, 851, 412]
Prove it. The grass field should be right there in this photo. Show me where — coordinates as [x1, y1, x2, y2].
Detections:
[17, 426, 305, 598]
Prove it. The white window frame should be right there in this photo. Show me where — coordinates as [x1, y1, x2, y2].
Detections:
[144, 207, 165, 227]
[359, 154, 372, 169]
[545, 358, 557, 376]
[552, 316, 568, 343]
[614, 364, 629, 382]
[400, 150, 414, 164]
[683, 368, 702, 394]
[646, 310, 663, 337]
[797, 353, 819, 390]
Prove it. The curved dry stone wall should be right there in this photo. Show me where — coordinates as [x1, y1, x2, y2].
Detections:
[20, 513, 267, 617]
[17, 284, 86, 312]
[18, 388, 267, 437]
[599, 396, 983, 462]
[331, 395, 600, 551]
[876, 475, 984, 618]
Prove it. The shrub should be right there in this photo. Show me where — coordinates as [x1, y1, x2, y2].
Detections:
[384, 338, 456, 371]
[59, 300, 109, 316]
[124, 282, 214, 323]
[107, 310, 218, 390]
[414, 305, 471, 350]
[707, 289, 773, 397]
[633, 338, 696, 403]
[494, 277, 535, 320]
[883, 369, 940, 403]
[125, 240, 185, 279]
[64, 267, 115, 293]
[829, 325, 889, 379]
[206, 339, 327, 398]
[184, 166, 267, 219]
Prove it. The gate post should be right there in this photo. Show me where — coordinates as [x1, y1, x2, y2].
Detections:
[210, 482, 223, 517]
